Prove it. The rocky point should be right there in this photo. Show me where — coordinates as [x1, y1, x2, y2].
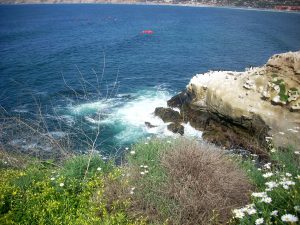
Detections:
[154, 51, 300, 155]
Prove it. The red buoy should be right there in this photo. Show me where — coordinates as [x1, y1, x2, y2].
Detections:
[142, 30, 154, 34]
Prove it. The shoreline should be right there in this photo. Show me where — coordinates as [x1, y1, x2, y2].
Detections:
[1, 2, 300, 14]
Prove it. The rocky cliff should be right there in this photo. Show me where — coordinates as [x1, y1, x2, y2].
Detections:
[156, 51, 300, 155]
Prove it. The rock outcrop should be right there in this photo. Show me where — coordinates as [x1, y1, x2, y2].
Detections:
[154, 107, 182, 123]
[156, 51, 300, 154]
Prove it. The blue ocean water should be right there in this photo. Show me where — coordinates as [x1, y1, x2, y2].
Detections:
[1, 4, 300, 154]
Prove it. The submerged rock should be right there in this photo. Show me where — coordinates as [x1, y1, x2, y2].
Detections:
[145, 122, 157, 128]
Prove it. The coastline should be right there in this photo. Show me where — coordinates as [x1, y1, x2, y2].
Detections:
[1, 2, 300, 14]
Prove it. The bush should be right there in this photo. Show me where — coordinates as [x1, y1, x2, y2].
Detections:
[126, 138, 252, 224]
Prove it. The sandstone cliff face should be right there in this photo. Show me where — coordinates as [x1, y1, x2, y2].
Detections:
[185, 51, 300, 150]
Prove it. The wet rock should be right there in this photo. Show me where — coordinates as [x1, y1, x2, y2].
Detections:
[154, 107, 182, 123]
[145, 122, 157, 128]
[167, 123, 184, 135]
[167, 90, 192, 108]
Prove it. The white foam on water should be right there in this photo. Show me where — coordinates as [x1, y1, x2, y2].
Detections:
[183, 122, 203, 138]
[70, 100, 114, 115]
[114, 89, 171, 142]
[64, 87, 203, 144]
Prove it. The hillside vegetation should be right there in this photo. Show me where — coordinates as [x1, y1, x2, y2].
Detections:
[1, 138, 299, 224]
[1, 0, 300, 9]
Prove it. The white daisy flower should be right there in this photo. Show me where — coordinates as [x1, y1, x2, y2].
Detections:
[280, 180, 295, 186]
[261, 197, 272, 203]
[265, 181, 278, 189]
[255, 218, 264, 225]
[283, 184, 289, 190]
[263, 172, 273, 178]
[294, 205, 300, 212]
[50, 177, 55, 181]
[251, 192, 268, 198]
[263, 163, 271, 169]
[281, 214, 298, 222]
[233, 209, 245, 219]
[97, 167, 102, 171]
[271, 210, 278, 216]
[130, 150, 135, 155]
[59, 183, 64, 187]
[246, 208, 257, 215]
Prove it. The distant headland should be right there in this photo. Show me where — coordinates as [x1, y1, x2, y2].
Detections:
[1, 0, 300, 12]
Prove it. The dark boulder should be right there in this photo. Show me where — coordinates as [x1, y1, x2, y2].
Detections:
[167, 123, 184, 135]
[154, 107, 182, 123]
[167, 90, 193, 108]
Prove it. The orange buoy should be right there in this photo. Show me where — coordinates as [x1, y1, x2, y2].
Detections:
[142, 30, 154, 34]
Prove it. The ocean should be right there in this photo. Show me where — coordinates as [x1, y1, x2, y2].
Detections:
[1, 4, 300, 156]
